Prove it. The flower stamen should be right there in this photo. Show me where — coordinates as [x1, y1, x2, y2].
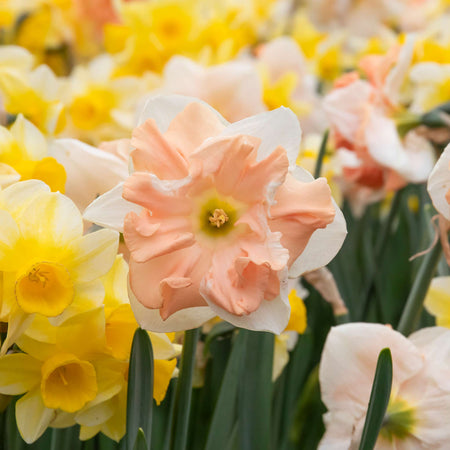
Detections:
[209, 208, 229, 228]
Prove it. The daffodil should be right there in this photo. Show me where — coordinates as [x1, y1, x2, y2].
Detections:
[0, 114, 66, 191]
[0, 63, 65, 134]
[85, 95, 346, 333]
[409, 62, 450, 112]
[323, 36, 435, 213]
[319, 323, 450, 449]
[0, 182, 119, 352]
[0, 308, 108, 443]
[63, 54, 147, 143]
[162, 56, 265, 122]
[257, 37, 326, 133]
[77, 256, 179, 441]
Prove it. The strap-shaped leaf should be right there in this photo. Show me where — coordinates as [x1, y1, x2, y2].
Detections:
[133, 428, 148, 450]
[169, 328, 200, 450]
[126, 328, 154, 450]
[205, 329, 247, 450]
[238, 330, 274, 450]
[358, 348, 393, 450]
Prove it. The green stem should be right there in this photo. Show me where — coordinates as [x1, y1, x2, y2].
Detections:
[169, 328, 200, 450]
[397, 242, 442, 336]
[314, 129, 329, 179]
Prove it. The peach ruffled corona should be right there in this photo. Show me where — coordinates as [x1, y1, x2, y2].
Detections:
[85, 95, 346, 333]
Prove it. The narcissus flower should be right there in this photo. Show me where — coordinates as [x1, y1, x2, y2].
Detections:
[85, 95, 346, 334]
[0, 115, 66, 191]
[319, 323, 450, 449]
[0, 181, 119, 351]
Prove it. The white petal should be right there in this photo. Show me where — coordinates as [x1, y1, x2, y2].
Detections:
[288, 168, 347, 277]
[128, 279, 215, 332]
[408, 326, 450, 391]
[427, 142, 450, 220]
[383, 34, 415, 105]
[220, 107, 302, 170]
[323, 80, 373, 142]
[50, 138, 129, 211]
[202, 270, 291, 334]
[136, 94, 228, 130]
[0, 45, 34, 71]
[318, 411, 356, 450]
[365, 112, 409, 170]
[319, 323, 424, 413]
[83, 183, 142, 233]
[16, 388, 55, 444]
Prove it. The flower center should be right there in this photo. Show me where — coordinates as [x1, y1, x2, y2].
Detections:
[379, 397, 416, 443]
[41, 353, 98, 413]
[15, 262, 74, 317]
[198, 195, 238, 237]
[209, 208, 229, 228]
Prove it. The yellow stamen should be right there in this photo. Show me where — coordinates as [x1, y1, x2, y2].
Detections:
[209, 208, 229, 228]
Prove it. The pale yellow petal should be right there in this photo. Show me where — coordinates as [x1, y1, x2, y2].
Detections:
[68, 229, 119, 283]
[16, 388, 56, 444]
[424, 277, 450, 324]
[19, 192, 83, 249]
[0, 353, 41, 395]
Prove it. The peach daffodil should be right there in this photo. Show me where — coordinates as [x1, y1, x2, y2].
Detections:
[319, 323, 450, 449]
[85, 95, 346, 334]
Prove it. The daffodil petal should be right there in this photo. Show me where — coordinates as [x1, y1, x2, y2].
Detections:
[0, 179, 50, 218]
[136, 94, 228, 131]
[202, 272, 291, 335]
[19, 192, 83, 246]
[221, 107, 302, 170]
[428, 142, 450, 221]
[50, 139, 129, 211]
[0, 210, 20, 269]
[154, 358, 177, 405]
[10, 114, 47, 160]
[129, 280, 215, 332]
[0, 353, 41, 394]
[69, 229, 119, 283]
[16, 388, 56, 444]
[288, 167, 347, 277]
[0, 308, 34, 355]
[83, 183, 142, 232]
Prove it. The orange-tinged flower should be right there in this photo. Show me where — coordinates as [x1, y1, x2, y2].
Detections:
[85, 95, 346, 333]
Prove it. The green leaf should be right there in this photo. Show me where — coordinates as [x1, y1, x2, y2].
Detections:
[169, 328, 200, 450]
[397, 240, 442, 336]
[358, 348, 393, 450]
[203, 322, 235, 356]
[133, 429, 148, 450]
[205, 330, 247, 450]
[126, 328, 154, 450]
[237, 330, 274, 450]
[314, 129, 329, 179]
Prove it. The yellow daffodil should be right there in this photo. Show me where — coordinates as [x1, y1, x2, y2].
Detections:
[0, 115, 66, 191]
[0, 182, 118, 352]
[424, 277, 450, 327]
[0, 63, 65, 135]
[63, 55, 146, 143]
